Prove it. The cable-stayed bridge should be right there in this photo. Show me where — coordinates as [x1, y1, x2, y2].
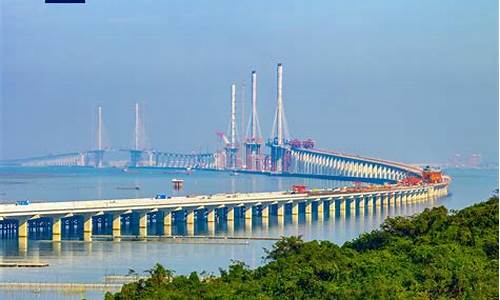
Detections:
[1, 64, 428, 184]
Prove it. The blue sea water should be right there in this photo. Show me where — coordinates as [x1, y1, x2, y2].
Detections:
[0, 167, 497, 300]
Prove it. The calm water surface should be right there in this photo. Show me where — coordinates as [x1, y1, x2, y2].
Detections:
[0, 167, 497, 300]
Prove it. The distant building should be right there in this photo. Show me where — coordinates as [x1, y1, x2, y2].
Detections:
[467, 154, 481, 168]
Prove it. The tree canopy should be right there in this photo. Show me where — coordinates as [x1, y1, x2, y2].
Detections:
[106, 196, 499, 299]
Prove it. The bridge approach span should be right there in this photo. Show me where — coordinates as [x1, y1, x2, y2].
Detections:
[287, 147, 423, 183]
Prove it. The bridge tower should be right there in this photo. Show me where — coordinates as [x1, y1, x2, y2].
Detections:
[244, 71, 263, 171]
[268, 63, 290, 174]
[129, 102, 143, 167]
[225, 84, 239, 169]
[94, 105, 105, 168]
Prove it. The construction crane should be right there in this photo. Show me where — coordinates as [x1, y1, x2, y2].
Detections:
[216, 131, 230, 145]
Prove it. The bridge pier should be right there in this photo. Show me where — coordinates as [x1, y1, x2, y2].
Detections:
[384, 193, 390, 207]
[287, 201, 295, 214]
[244, 205, 253, 220]
[226, 206, 236, 234]
[260, 204, 269, 218]
[388, 193, 394, 207]
[338, 198, 345, 212]
[305, 201, 312, 215]
[261, 204, 270, 228]
[186, 209, 195, 236]
[207, 218, 216, 235]
[52, 216, 62, 242]
[83, 214, 93, 241]
[317, 200, 325, 217]
[227, 206, 235, 222]
[366, 195, 374, 208]
[138, 211, 148, 238]
[358, 196, 365, 211]
[328, 199, 336, 217]
[162, 210, 172, 236]
[406, 192, 413, 203]
[348, 197, 355, 214]
[112, 213, 121, 240]
[207, 208, 217, 223]
[18, 218, 29, 246]
[395, 192, 402, 206]
[277, 203, 285, 225]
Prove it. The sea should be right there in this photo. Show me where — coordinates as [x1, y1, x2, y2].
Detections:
[0, 167, 497, 300]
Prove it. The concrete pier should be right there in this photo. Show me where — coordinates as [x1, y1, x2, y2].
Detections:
[277, 203, 285, 224]
[112, 214, 121, 239]
[18, 218, 28, 244]
[52, 217, 61, 242]
[227, 206, 235, 222]
[304, 201, 312, 215]
[138, 212, 147, 237]
[83, 214, 92, 241]
[244, 205, 252, 220]
[261, 204, 270, 219]
[163, 210, 172, 236]
[317, 200, 325, 216]
[348, 197, 355, 212]
[358, 196, 365, 209]
[329, 199, 336, 217]
[207, 208, 216, 223]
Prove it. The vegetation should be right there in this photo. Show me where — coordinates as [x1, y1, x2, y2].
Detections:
[105, 196, 499, 299]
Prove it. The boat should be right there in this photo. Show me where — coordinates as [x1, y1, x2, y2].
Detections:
[171, 178, 184, 190]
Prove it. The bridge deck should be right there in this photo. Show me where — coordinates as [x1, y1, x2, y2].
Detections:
[0, 183, 447, 218]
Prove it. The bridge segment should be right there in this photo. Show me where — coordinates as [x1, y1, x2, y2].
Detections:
[285, 147, 422, 183]
[1, 181, 448, 244]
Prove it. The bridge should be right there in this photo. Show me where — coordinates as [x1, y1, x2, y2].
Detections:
[0, 63, 452, 248]
[0, 180, 449, 245]
[0, 63, 429, 185]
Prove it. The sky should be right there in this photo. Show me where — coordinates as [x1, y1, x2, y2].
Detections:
[1, 0, 498, 164]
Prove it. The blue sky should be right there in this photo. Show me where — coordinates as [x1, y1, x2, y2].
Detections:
[1, 0, 498, 164]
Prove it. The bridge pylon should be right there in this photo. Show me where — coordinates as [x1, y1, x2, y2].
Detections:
[267, 63, 291, 174]
[225, 84, 239, 169]
[93, 105, 105, 168]
[244, 71, 263, 171]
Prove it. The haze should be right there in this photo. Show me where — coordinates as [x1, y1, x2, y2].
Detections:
[1, 0, 498, 165]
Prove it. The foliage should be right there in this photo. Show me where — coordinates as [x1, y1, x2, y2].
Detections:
[105, 196, 499, 299]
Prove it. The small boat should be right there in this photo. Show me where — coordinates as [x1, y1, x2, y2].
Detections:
[171, 178, 184, 190]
